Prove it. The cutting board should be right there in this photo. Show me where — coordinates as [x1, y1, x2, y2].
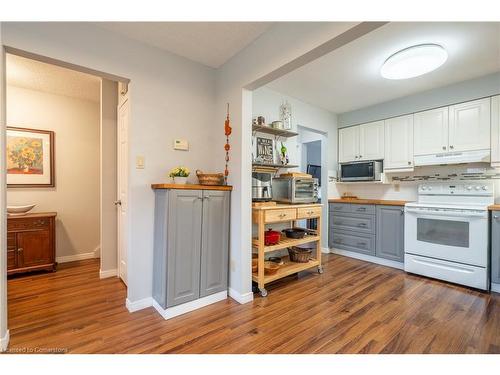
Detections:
[279, 172, 312, 178]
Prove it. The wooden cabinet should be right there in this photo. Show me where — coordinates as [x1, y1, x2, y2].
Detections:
[384, 114, 414, 171]
[491, 211, 500, 284]
[448, 98, 490, 152]
[414, 106, 449, 156]
[491, 95, 500, 167]
[7, 213, 57, 275]
[376, 205, 404, 262]
[153, 188, 231, 309]
[338, 121, 384, 163]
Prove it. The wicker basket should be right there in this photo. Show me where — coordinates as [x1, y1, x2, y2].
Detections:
[288, 247, 313, 263]
[196, 170, 224, 186]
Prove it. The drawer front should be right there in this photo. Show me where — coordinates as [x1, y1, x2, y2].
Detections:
[331, 213, 376, 234]
[297, 206, 321, 219]
[329, 203, 350, 213]
[350, 204, 375, 215]
[264, 209, 296, 223]
[8, 217, 50, 231]
[330, 230, 375, 255]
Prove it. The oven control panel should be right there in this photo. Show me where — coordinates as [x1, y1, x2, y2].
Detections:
[418, 182, 494, 196]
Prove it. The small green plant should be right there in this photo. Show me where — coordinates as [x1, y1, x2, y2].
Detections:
[169, 166, 190, 178]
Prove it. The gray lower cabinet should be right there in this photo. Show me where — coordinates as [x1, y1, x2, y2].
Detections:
[491, 211, 500, 284]
[153, 188, 230, 309]
[375, 205, 405, 262]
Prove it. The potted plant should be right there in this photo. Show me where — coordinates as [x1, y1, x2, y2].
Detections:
[169, 166, 190, 184]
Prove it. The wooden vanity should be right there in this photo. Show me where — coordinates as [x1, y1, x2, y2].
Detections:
[252, 203, 323, 297]
[7, 212, 57, 275]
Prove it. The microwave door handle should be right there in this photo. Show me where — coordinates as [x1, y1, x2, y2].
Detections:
[405, 208, 486, 218]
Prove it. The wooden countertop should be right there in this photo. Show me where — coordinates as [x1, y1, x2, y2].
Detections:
[252, 203, 322, 211]
[7, 212, 57, 218]
[151, 183, 232, 191]
[328, 198, 409, 206]
[489, 205, 500, 211]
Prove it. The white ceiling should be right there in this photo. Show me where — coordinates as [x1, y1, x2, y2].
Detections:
[6, 54, 101, 102]
[267, 22, 500, 114]
[97, 22, 273, 68]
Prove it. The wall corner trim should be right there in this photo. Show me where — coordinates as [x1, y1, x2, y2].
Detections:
[99, 268, 117, 279]
[0, 330, 9, 352]
[228, 288, 253, 304]
[125, 297, 153, 313]
[152, 291, 227, 320]
[321, 247, 330, 254]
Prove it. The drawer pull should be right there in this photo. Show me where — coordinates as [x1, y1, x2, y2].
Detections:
[279, 213, 287, 218]
[357, 242, 366, 247]
[17, 248, 23, 253]
[356, 207, 366, 211]
[307, 211, 314, 215]
[357, 223, 367, 227]
[334, 221, 343, 225]
[494, 215, 499, 219]
[333, 239, 342, 244]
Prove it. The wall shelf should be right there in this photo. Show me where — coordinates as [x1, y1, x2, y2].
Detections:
[252, 125, 298, 138]
[252, 163, 299, 170]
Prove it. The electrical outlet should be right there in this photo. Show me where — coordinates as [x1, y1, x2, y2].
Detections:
[136, 155, 145, 169]
[174, 139, 189, 151]
[394, 184, 400, 192]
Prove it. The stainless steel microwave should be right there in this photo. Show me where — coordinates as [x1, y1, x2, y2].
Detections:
[339, 160, 382, 182]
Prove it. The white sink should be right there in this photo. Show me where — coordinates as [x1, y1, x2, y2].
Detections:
[7, 204, 36, 216]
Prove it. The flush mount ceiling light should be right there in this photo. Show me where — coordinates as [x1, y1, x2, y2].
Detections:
[381, 44, 448, 80]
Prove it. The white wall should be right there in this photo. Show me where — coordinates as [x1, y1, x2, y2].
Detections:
[7, 86, 100, 259]
[1, 22, 218, 304]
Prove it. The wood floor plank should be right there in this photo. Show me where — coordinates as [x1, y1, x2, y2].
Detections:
[3, 255, 499, 354]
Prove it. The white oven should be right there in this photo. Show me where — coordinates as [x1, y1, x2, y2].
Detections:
[404, 182, 493, 290]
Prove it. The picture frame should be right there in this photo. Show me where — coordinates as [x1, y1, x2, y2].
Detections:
[253, 136, 276, 164]
[6, 126, 55, 188]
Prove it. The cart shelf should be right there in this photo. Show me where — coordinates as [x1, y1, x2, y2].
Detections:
[252, 256, 320, 284]
[252, 234, 319, 253]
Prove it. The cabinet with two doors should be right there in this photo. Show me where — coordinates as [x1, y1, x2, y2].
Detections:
[338, 97, 493, 172]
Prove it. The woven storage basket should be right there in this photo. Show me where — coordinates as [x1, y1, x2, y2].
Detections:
[288, 247, 312, 263]
[196, 170, 224, 185]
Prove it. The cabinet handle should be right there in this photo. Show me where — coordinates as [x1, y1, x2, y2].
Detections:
[450, 145, 454, 149]
[279, 213, 287, 218]
[357, 242, 366, 247]
[203, 196, 210, 200]
[17, 248, 23, 253]
[494, 215, 499, 219]
[357, 207, 366, 211]
[357, 223, 367, 227]
[442, 146, 447, 150]
[333, 239, 342, 244]
[359, 155, 362, 159]
[401, 209, 404, 215]
[408, 161, 412, 165]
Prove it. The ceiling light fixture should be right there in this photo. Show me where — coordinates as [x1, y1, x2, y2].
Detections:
[381, 44, 448, 80]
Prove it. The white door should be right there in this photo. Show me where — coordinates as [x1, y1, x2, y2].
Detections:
[117, 95, 129, 285]
[338, 126, 359, 163]
[491, 95, 500, 166]
[414, 106, 449, 156]
[448, 98, 491, 152]
[359, 121, 384, 161]
[384, 114, 414, 171]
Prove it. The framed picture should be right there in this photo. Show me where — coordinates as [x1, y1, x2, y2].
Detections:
[253, 136, 275, 164]
[6, 127, 55, 188]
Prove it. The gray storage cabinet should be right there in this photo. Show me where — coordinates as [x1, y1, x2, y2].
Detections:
[153, 189, 230, 309]
[376, 205, 405, 262]
[491, 211, 500, 284]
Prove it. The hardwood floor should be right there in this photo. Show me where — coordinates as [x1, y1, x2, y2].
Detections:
[4, 254, 500, 354]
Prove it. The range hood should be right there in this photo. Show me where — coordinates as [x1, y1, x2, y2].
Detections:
[413, 149, 491, 167]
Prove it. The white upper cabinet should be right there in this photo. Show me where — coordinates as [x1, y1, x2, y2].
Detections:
[414, 107, 449, 156]
[359, 121, 384, 161]
[491, 95, 500, 167]
[338, 126, 359, 163]
[384, 114, 414, 171]
[448, 98, 491, 152]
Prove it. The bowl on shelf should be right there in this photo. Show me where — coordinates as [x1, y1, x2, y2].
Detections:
[288, 246, 313, 263]
[264, 261, 280, 275]
[264, 229, 281, 246]
[7, 204, 36, 216]
[282, 227, 307, 239]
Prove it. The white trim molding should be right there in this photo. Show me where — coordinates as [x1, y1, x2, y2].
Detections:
[330, 247, 405, 270]
[228, 287, 253, 304]
[152, 291, 227, 320]
[321, 247, 330, 254]
[56, 247, 101, 264]
[492, 283, 500, 294]
[1, 330, 9, 352]
[99, 268, 117, 279]
[126, 297, 153, 313]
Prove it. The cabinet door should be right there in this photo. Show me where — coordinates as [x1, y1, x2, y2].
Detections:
[491, 212, 500, 284]
[414, 106, 449, 156]
[339, 126, 359, 163]
[17, 230, 51, 268]
[491, 95, 500, 166]
[166, 190, 203, 307]
[359, 121, 384, 160]
[7, 233, 17, 270]
[449, 98, 490, 152]
[384, 114, 414, 170]
[200, 191, 230, 298]
[376, 205, 404, 262]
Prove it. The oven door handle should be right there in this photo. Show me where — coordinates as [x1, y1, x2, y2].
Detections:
[405, 208, 487, 218]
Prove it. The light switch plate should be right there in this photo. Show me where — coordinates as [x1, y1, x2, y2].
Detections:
[174, 139, 189, 151]
[136, 155, 145, 169]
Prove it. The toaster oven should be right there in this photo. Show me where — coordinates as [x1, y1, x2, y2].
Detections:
[271, 177, 319, 204]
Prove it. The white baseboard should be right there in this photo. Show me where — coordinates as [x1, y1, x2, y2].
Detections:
[126, 297, 153, 313]
[228, 287, 253, 304]
[0, 330, 9, 352]
[330, 247, 404, 270]
[93, 246, 101, 258]
[492, 283, 500, 293]
[152, 290, 227, 320]
[321, 247, 330, 254]
[99, 268, 117, 279]
[56, 251, 97, 264]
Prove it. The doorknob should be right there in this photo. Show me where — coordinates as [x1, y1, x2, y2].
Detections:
[114, 200, 122, 206]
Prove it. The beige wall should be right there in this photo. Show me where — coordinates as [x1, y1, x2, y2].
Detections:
[6, 85, 100, 259]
